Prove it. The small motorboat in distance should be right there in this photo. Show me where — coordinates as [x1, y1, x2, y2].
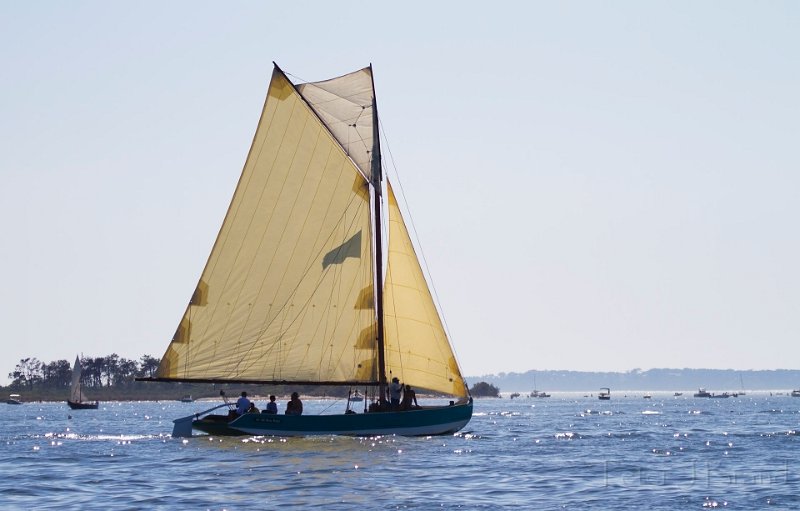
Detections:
[6, 394, 22, 405]
[180, 395, 194, 403]
[598, 388, 611, 400]
[694, 388, 730, 398]
[791, 390, 800, 397]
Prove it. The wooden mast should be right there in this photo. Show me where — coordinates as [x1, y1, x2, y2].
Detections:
[369, 64, 388, 405]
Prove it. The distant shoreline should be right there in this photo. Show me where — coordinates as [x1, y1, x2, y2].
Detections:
[5, 368, 799, 400]
[468, 368, 800, 393]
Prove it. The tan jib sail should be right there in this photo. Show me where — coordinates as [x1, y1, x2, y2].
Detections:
[155, 67, 378, 384]
[383, 183, 468, 398]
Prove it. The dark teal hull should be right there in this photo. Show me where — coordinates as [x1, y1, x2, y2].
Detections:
[189, 400, 472, 437]
[67, 400, 99, 410]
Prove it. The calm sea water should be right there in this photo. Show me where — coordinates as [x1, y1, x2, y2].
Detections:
[1, 392, 798, 510]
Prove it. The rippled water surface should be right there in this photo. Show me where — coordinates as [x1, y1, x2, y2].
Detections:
[1, 393, 798, 509]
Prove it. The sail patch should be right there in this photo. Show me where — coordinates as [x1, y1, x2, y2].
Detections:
[322, 231, 362, 269]
[173, 316, 191, 344]
[191, 280, 209, 306]
[355, 324, 377, 349]
[354, 285, 374, 310]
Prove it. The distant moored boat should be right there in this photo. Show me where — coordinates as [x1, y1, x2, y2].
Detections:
[67, 355, 99, 410]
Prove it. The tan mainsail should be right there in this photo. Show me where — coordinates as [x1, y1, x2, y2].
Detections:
[156, 69, 376, 383]
[383, 183, 468, 398]
[155, 65, 467, 400]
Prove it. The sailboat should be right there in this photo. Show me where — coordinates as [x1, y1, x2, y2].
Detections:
[529, 373, 550, 398]
[67, 355, 99, 410]
[139, 63, 473, 437]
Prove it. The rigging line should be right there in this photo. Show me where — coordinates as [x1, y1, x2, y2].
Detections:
[282, 70, 310, 85]
[284, 70, 374, 110]
[378, 121, 466, 374]
[319, 399, 343, 415]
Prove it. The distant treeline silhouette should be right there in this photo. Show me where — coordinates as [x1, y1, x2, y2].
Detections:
[468, 368, 800, 392]
[7, 354, 161, 390]
[469, 381, 500, 397]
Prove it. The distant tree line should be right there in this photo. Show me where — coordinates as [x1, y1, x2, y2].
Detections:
[470, 368, 800, 392]
[6, 354, 161, 390]
[469, 381, 500, 397]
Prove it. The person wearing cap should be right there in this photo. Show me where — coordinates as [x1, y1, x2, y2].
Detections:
[388, 377, 403, 409]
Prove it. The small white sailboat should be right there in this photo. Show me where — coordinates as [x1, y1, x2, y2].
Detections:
[139, 63, 472, 437]
[67, 355, 99, 410]
[737, 374, 746, 396]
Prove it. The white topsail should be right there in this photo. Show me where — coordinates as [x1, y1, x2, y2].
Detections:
[296, 68, 376, 182]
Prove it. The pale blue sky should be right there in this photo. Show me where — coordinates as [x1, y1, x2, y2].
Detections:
[1, 2, 798, 384]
